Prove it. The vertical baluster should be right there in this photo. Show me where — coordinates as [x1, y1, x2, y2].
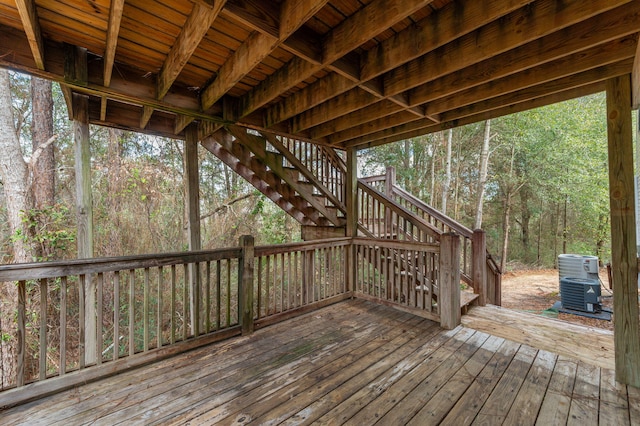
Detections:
[257, 256, 263, 318]
[226, 259, 231, 326]
[182, 264, 188, 340]
[157, 266, 163, 348]
[205, 262, 211, 333]
[216, 260, 221, 329]
[79, 274, 86, 368]
[129, 269, 135, 356]
[113, 272, 119, 360]
[39, 278, 47, 380]
[280, 252, 285, 311]
[170, 265, 176, 344]
[286, 251, 291, 310]
[96, 273, 103, 364]
[265, 255, 271, 316]
[142, 268, 149, 352]
[294, 251, 300, 306]
[17, 280, 26, 387]
[60, 276, 67, 373]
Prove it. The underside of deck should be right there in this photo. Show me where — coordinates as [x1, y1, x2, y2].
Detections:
[2, 299, 638, 425]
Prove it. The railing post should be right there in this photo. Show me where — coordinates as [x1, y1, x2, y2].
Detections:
[439, 232, 461, 329]
[385, 166, 396, 195]
[346, 147, 358, 296]
[239, 235, 255, 335]
[472, 229, 487, 306]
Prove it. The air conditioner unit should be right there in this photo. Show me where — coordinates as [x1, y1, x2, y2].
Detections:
[560, 277, 601, 313]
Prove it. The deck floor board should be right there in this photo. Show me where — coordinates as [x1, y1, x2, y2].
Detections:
[0, 300, 636, 425]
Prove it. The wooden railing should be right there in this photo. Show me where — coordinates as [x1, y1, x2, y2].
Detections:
[359, 167, 501, 305]
[0, 237, 352, 406]
[264, 134, 346, 208]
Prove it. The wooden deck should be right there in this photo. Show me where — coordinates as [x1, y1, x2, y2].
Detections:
[1, 299, 638, 425]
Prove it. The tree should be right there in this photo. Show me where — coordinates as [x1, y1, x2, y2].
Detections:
[474, 120, 491, 229]
[441, 129, 452, 215]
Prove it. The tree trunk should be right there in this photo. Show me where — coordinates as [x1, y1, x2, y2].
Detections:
[31, 77, 54, 210]
[0, 69, 35, 387]
[453, 133, 462, 221]
[441, 129, 452, 215]
[474, 120, 491, 229]
[520, 184, 532, 261]
[501, 192, 512, 273]
[429, 141, 436, 208]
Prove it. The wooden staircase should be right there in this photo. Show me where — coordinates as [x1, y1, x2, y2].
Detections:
[199, 130, 500, 308]
[201, 126, 346, 229]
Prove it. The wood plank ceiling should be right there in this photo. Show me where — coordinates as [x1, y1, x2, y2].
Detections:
[0, 0, 638, 149]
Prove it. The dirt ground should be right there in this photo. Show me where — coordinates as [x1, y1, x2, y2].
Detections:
[501, 269, 615, 331]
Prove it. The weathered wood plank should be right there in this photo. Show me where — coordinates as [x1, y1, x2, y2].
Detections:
[472, 345, 539, 424]
[212, 316, 434, 425]
[567, 362, 601, 426]
[10, 301, 375, 424]
[599, 368, 631, 426]
[461, 305, 615, 370]
[503, 349, 557, 425]
[439, 339, 520, 426]
[534, 356, 579, 426]
[120, 304, 417, 424]
[407, 335, 505, 425]
[282, 324, 460, 425]
[373, 330, 489, 425]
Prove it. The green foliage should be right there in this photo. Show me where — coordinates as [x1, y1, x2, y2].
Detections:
[12, 204, 75, 261]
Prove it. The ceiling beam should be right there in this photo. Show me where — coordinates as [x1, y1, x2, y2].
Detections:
[200, 0, 328, 112]
[342, 61, 631, 148]
[237, 0, 434, 119]
[310, 100, 405, 139]
[265, 0, 530, 128]
[289, 0, 630, 135]
[409, 2, 640, 109]
[157, 0, 226, 100]
[103, 0, 125, 88]
[384, 0, 629, 97]
[424, 37, 637, 117]
[88, 97, 183, 140]
[14, 0, 44, 70]
[350, 83, 606, 150]
[0, 26, 227, 123]
[331, 56, 634, 146]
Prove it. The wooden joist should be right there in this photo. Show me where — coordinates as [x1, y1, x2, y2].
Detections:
[103, 0, 125, 88]
[157, 1, 226, 100]
[14, 0, 44, 70]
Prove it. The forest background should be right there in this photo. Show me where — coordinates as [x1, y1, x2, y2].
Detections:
[0, 70, 621, 271]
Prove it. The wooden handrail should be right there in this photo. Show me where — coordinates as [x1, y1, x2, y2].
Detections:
[391, 185, 473, 239]
[358, 181, 442, 239]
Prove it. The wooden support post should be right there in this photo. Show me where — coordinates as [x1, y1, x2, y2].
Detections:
[345, 147, 358, 295]
[606, 74, 640, 387]
[439, 232, 461, 329]
[72, 86, 97, 366]
[472, 229, 487, 305]
[238, 235, 255, 335]
[184, 126, 201, 336]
